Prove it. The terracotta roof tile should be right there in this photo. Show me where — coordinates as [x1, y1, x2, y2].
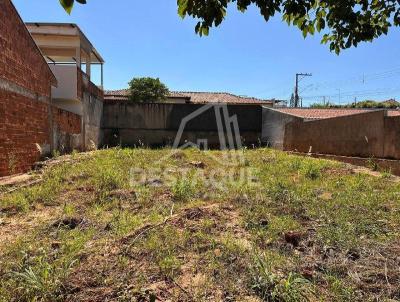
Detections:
[104, 89, 273, 105]
[275, 108, 376, 120]
[387, 110, 400, 117]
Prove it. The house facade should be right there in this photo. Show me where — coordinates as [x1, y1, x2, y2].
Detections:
[26, 23, 105, 150]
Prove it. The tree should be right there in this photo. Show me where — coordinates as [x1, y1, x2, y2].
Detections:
[128, 77, 169, 103]
[310, 99, 400, 108]
[59, 0, 400, 54]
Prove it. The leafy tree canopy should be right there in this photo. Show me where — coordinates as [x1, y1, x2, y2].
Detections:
[310, 99, 400, 108]
[59, 0, 400, 54]
[128, 77, 170, 103]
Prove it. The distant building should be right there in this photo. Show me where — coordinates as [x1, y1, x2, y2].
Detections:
[26, 23, 105, 149]
[104, 89, 280, 106]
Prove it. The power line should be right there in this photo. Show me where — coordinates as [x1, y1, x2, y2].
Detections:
[302, 86, 400, 101]
[306, 67, 400, 93]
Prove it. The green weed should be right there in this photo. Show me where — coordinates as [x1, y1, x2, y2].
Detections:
[251, 253, 314, 302]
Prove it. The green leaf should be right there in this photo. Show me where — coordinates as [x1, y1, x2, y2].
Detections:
[316, 19, 325, 32]
[308, 24, 315, 35]
[59, 0, 74, 14]
[178, 0, 188, 18]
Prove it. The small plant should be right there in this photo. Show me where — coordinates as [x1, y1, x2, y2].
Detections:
[325, 275, 356, 301]
[251, 253, 314, 302]
[108, 211, 144, 236]
[63, 204, 76, 216]
[301, 162, 321, 180]
[52, 150, 61, 158]
[366, 157, 379, 171]
[94, 167, 123, 200]
[6, 249, 75, 302]
[172, 176, 196, 202]
[0, 191, 30, 212]
[158, 255, 182, 277]
[380, 168, 392, 178]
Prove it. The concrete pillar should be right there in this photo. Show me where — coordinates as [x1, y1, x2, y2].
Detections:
[86, 52, 91, 79]
[75, 47, 81, 68]
[101, 63, 104, 88]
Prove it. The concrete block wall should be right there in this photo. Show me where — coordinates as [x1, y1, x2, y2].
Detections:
[78, 68, 104, 150]
[261, 107, 302, 149]
[82, 93, 103, 150]
[383, 116, 400, 159]
[283, 110, 386, 158]
[102, 102, 262, 148]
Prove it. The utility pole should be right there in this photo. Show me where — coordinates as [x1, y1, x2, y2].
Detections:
[294, 73, 312, 107]
[337, 88, 341, 104]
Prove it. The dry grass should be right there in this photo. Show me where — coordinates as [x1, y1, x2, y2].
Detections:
[0, 148, 399, 301]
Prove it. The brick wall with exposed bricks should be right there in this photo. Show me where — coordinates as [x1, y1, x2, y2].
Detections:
[0, 0, 56, 94]
[0, 90, 50, 176]
[0, 0, 81, 177]
[52, 107, 81, 134]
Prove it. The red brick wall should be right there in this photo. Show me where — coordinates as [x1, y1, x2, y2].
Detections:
[0, 90, 50, 176]
[0, 0, 57, 177]
[52, 107, 81, 134]
[0, 0, 56, 94]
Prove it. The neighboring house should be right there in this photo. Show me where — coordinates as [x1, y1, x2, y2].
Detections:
[105, 89, 279, 106]
[26, 22, 105, 150]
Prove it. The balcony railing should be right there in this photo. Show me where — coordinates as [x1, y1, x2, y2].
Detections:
[50, 64, 103, 102]
[77, 68, 104, 100]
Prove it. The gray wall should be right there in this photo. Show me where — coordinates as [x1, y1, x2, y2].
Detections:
[83, 93, 103, 150]
[102, 102, 262, 147]
[284, 110, 387, 158]
[261, 107, 302, 149]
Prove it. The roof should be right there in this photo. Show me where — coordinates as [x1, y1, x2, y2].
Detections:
[25, 22, 104, 63]
[387, 110, 400, 117]
[104, 89, 274, 105]
[274, 108, 377, 120]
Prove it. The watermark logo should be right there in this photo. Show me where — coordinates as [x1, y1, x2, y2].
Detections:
[130, 104, 257, 191]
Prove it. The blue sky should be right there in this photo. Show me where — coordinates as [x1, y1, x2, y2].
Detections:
[14, 0, 400, 106]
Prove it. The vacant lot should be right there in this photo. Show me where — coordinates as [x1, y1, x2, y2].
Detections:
[0, 148, 399, 302]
